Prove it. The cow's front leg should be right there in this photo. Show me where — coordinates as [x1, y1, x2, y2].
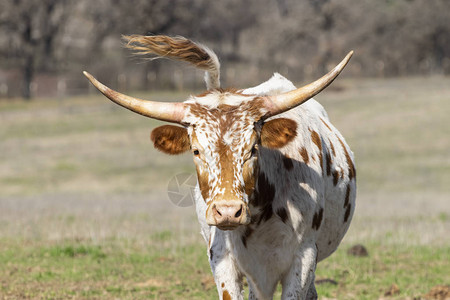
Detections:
[280, 243, 318, 300]
[248, 280, 258, 300]
[209, 228, 244, 300]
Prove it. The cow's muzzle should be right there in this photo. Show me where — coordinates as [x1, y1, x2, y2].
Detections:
[205, 200, 250, 230]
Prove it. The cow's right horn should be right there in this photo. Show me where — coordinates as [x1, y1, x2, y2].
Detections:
[263, 51, 353, 118]
[83, 71, 186, 124]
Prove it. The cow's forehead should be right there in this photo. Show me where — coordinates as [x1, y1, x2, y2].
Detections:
[183, 91, 266, 149]
[183, 89, 268, 125]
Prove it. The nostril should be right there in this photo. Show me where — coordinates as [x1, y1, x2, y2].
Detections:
[213, 205, 222, 217]
[234, 205, 242, 218]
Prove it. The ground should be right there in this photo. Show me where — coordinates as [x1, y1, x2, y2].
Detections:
[0, 77, 449, 299]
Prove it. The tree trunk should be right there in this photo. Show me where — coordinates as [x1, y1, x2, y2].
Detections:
[22, 55, 34, 100]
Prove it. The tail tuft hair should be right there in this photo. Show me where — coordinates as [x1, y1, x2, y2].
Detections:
[123, 35, 220, 90]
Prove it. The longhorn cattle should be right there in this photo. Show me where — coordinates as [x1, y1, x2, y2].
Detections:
[84, 35, 356, 300]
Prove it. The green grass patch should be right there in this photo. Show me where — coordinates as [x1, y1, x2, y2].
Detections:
[0, 239, 216, 299]
[0, 239, 448, 299]
[316, 243, 450, 299]
[47, 244, 107, 259]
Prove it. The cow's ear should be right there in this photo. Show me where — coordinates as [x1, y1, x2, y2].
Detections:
[151, 125, 190, 155]
[260, 118, 297, 149]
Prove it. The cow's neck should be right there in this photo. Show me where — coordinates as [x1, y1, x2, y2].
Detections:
[248, 147, 287, 224]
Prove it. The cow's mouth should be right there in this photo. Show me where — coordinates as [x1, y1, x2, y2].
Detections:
[216, 224, 240, 231]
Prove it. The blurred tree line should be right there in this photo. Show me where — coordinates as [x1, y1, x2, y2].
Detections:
[0, 0, 449, 99]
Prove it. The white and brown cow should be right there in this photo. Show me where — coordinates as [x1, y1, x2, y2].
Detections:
[84, 35, 356, 300]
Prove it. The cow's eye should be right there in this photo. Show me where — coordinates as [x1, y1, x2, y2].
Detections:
[193, 149, 200, 156]
[251, 145, 258, 157]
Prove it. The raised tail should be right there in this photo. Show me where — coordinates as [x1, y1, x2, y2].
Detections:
[123, 35, 220, 90]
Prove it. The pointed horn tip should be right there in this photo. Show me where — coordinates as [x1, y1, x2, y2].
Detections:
[333, 50, 354, 72]
[82, 71, 94, 81]
[342, 50, 354, 62]
[82, 71, 107, 94]
[343, 50, 354, 64]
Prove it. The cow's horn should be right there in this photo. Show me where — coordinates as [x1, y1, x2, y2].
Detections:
[263, 51, 353, 117]
[83, 71, 186, 123]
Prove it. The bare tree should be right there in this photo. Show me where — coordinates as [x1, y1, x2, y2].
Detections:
[0, 0, 73, 99]
[1, 0, 449, 99]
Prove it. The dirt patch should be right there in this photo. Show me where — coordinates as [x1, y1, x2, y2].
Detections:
[347, 244, 369, 257]
[201, 275, 216, 291]
[424, 285, 450, 300]
[383, 283, 400, 297]
[135, 278, 167, 288]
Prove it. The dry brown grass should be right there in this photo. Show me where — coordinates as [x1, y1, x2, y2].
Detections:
[1, 76, 448, 245]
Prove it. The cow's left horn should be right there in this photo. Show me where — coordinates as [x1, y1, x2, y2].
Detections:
[263, 51, 353, 117]
[83, 71, 186, 124]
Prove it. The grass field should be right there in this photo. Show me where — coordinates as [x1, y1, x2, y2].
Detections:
[0, 77, 449, 299]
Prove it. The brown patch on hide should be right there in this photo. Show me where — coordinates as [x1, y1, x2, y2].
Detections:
[223, 290, 232, 300]
[332, 170, 339, 186]
[214, 136, 238, 201]
[151, 125, 190, 155]
[344, 184, 351, 208]
[282, 156, 294, 170]
[320, 117, 333, 131]
[344, 203, 352, 223]
[241, 226, 254, 248]
[261, 118, 297, 149]
[311, 130, 323, 174]
[336, 135, 356, 180]
[300, 147, 310, 164]
[312, 207, 324, 230]
[325, 151, 332, 176]
[124, 35, 216, 71]
[196, 165, 210, 202]
[243, 160, 258, 197]
[221, 283, 225, 288]
[276, 207, 288, 223]
[310, 130, 322, 151]
[329, 140, 336, 157]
